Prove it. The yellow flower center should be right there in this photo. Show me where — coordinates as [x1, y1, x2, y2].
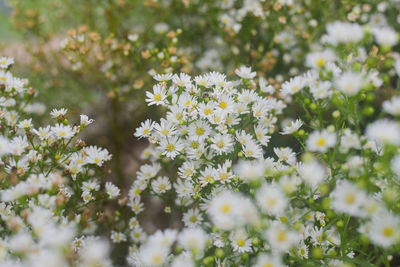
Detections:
[166, 144, 175, 152]
[143, 128, 150, 135]
[345, 194, 355, 205]
[154, 94, 162, 101]
[277, 231, 287, 242]
[316, 137, 326, 147]
[219, 101, 227, 109]
[204, 108, 212, 115]
[382, 226, 394, 237]
[221, 204, 231, 213]
[237, 239, 245, 247]
[316, 58, 325, 67]
[216, 140, 224, 148]
[196, 127, 204, 136]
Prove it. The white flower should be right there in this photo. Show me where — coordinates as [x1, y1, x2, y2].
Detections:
[210, 133, 233, 155]
[233, 160, 264, 182]
[322, 21, 364, 45]
[51, 123, 74, 139]
[368, 213, 400, 247]
[0, 57, 14, 69]
[306, 50, 336, 68]
[134, 119, 155, 138]
[80, 114, 94, 126]
[151, 176, 171, 194]
[383, 96, 400, 116]
[178, 227, 208, 252]
[297, 161, 327, 188]
[235, 66, 256, 79]
[372, 26, 398, 47]
[84, 146, 112, 166]
[306, 130, 336, 153]
[182, 209, 203, 228]
[281, 76, 306, 96]
[230, 230, 252, 253]
[366, 119, 400, 146]
[274, 147, 296, 165]
[255, 253, 284, 267]
[105, 182, 120, 199]
[330, 180, 367, 217]
[146, 84, 167, 106]
[159, 136, 184, 159]
[266, 222, 299, 252]
[17, 118, 32, 129]
[50, 108, 68, 118]
[281, 119, 303, 135]
[256, 183, 288, 216]
[335, 71, 364, 96]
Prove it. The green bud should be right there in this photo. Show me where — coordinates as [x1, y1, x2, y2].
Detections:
[229, 128, 235, 134]
[319, 183, 330, 196]
[332, 110, 340, 119]
[363, 106, 374, 116]
[336, 220, 344, 228]
[383, 188, 398, 203]
[304, 98, 311, 105]
[366, 93, 375, 102]
[202, 256, 214, 265]
[215, 248, 224, 258]
[312, 247, 323, 259]
[238, 152, 244, 158]
[380, 45, 391, 54]
[310, 103, 317, 110]
[241, 253, 249, 260]
[252, 237, 260, 246]
[322, 198, 331, 211]
[298, 129, 305, 137]
[63, 119, 69, 125]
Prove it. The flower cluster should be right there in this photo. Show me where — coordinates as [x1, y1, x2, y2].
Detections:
[116, 16, 400, 265]
[0, 59, 119, 266]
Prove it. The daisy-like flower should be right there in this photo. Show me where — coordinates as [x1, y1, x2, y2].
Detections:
[274, 147, 296, 165]
[136, 163, 161, 180]
[233, 160, 264, 182]
[51, 123, 75, 140]
[50, 108, 68, 118]
[111, 231, 127, 243]
[198, 166, 216, 187]
[366, 119, 400, 146]
[235, 66, 256, 79]
[210, 133, 233, 155]
[368, 212, 400, 247]
[153, 73, 173, 82]
[281, 76, 306, 96]
[17, 119, 32, 129]
[255, 253, 284, 267]
[306, 129, 336, 153]
[187, 120, 212, 141]
[266, 222, 299, 252]
[159, 136, 184, 159]
[256, 183, 288, 216]
[134, 119, 155, 139]
[105, 182, 120, 199]
[306, 49, 336, 68]
[145, 84, 167, 106]
[330, 180, 367, 217]
[297, 161, 327, 188]
[151, 176, 171, 194]
[177, 227, 208, 252]
[182, 208, 203, 228]
[383, 96, 400, 116]
[0, 57, 14, 69]
[281, 119, 303, 135]
[84, 146, 112, 166]
[335, 71, 364, 96]
[80, 114, 94, 126]
[230, 230, 252, 253]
